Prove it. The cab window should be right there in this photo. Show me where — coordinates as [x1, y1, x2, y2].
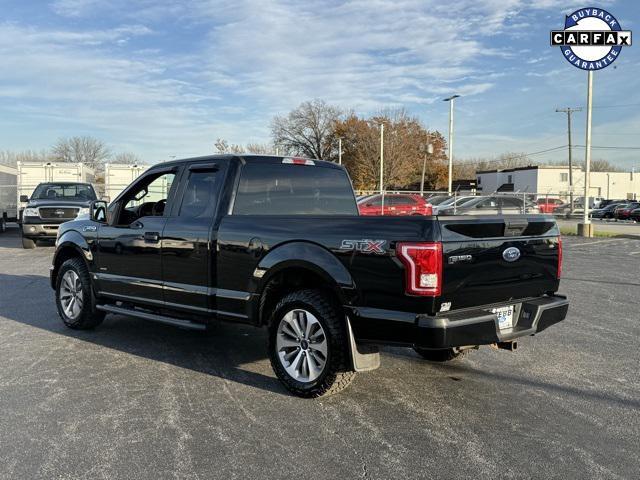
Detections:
[114, 171, 176, 225]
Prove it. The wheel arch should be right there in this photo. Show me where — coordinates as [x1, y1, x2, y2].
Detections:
[51, 231, 93, 289]
[254, 242, 356, 327]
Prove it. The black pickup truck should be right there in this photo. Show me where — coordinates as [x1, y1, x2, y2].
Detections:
[21, 182, 97, 249]
[50, 155, 568, 397]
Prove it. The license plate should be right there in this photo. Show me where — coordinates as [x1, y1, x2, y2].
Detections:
[492, 305, 515, 330]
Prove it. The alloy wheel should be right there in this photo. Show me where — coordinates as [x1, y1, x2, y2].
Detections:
[276, 309, 328, 382]
[59, 270, 84, 320]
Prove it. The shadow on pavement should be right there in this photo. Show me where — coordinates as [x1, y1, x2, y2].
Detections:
[0, 272, 288, 397]
[0, 225, 55, 250]
[384, 348, 640, 410]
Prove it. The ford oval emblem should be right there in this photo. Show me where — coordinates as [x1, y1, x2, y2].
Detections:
[503, 247, 521, 262]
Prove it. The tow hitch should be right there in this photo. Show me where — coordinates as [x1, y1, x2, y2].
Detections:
[491, 341, 518, 352]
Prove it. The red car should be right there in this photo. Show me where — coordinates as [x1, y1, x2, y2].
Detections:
[614, 202, 640, 220]
[357, 194, 433, 216]
[536, 198, 565, 214]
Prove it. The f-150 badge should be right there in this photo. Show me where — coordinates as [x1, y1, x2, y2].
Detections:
[340, 239, 386, 254]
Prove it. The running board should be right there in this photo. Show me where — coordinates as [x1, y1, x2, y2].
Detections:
[96, 304, 207, 331]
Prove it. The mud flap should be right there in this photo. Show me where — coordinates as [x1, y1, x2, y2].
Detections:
[346, 316, 380, 372]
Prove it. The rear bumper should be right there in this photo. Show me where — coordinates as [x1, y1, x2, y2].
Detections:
[347, 295, 569, 349]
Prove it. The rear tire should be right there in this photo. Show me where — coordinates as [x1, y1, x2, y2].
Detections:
[0, 218, 6, 233]
[22, 236, 36, 249]
[55, 257, 105, 330]
[413, 347, 470, 362]
[268, 289, 356, 398]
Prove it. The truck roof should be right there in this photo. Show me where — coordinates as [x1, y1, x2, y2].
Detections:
[37, 181, 93, 186]
[148, 154, 343, 171]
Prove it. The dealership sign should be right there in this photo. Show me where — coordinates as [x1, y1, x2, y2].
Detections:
[550, 8, 631, 70]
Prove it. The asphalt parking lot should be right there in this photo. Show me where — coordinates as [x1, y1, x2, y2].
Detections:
[0, 225, 638, 480]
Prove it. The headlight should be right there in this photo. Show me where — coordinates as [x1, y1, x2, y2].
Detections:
[24, 207, 39, 217]
[77, 207, 90, 217]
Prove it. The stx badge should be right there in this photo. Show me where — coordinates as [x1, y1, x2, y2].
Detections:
[340, 239, 386, 254]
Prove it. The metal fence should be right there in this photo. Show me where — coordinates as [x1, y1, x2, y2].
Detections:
[354, 189, 590, 216]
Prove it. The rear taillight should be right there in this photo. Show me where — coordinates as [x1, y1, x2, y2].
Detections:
[557, 236, 563, 279]
[397, 242, 442, 296]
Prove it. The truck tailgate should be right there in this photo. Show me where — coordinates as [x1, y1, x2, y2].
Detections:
[438, 215, 560, 311]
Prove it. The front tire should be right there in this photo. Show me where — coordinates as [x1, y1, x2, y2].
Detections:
[413, 347, 470, 362]
[0, 217, 6, 233]
[22, 236, 36, 249]
[268, 289, 356, 397]
[55, 257, 105, 329]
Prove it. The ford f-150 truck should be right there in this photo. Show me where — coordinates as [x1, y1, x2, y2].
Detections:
[50, 155, 568, 397]
[21, 182, 97, 249]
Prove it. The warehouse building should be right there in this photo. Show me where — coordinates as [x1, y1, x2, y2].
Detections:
[476, 165, 639, 200]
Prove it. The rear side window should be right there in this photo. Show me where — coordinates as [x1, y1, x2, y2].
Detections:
[390, 196, 416, 205]
[179, 170, 219, 218]
[233, 164, 357, 215]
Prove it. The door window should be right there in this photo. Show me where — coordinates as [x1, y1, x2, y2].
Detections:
[500, 197, 522, 209]
[179, 170, 219, 218]
[116, 171, 176, 225]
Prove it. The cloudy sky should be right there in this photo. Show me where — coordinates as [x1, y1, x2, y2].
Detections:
[1, 0, 638, 168]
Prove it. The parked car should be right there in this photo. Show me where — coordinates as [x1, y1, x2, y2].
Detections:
[630, 207, 640, 222]
[50, 155, 567, 398]
[20, 182, 98, 249]
[431, 195, 477, 214]
[358, 193, 433, 216]
[439, 196, 539, 216]
[590, 203, 625, 219]
[614, 202, 640, 220]
[598, 199, 624, 209]
[424, 195, 451, 206]
[536, 197, 565, 214]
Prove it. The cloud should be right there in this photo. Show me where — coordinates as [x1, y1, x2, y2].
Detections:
[2, 0, 635, 165]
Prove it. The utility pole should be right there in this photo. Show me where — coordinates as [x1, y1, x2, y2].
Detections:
[443, 95, 460, 195]
[338, 138, 342, 165]
[380, 123, 384, 214]
[555, 107, 581, 213]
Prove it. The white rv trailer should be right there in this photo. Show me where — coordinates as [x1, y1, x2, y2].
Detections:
[0, 164, 18, 231]
[104, 163, 147, 202]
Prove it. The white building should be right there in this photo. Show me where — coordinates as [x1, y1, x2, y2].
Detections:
[476, 165, 639, 200]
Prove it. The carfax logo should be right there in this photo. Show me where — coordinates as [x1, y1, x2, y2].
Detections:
[550, 7, 632, 70]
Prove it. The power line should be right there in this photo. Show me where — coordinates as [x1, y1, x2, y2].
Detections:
[573, 145, 640, 150]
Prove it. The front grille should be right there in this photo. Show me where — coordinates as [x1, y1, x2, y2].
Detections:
[39, 207, 79, 219]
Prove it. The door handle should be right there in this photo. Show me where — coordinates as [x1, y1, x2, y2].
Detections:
[144, 232, 160, 243]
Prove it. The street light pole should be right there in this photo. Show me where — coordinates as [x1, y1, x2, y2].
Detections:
[555, 107, 581, 213]
[581, 70, 594, 236]
[338, 137, 342, 165]
[444, 95, 460, 195]
[380, 123, 385, 214]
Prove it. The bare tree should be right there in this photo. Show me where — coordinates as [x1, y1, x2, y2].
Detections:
[214, 138, 244, 154]
[51, 136, 111, 170]
[0, 150, 50, 167]
[271, 100, 342, 160]
[112, 152, 143, 165]
[245, 143, 273, 154]
[590, 158, 621, 172]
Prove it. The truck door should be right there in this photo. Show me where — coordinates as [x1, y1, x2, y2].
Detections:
[95, 167, 180, 305]
[161, 161, 227, 313]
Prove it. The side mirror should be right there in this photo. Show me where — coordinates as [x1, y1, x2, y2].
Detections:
[90, 200, 108, 223]
[20, 195, 29, 203]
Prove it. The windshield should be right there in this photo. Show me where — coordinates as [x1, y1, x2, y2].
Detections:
[425, 195, 451, 205]
[31, 183, 97, 201]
